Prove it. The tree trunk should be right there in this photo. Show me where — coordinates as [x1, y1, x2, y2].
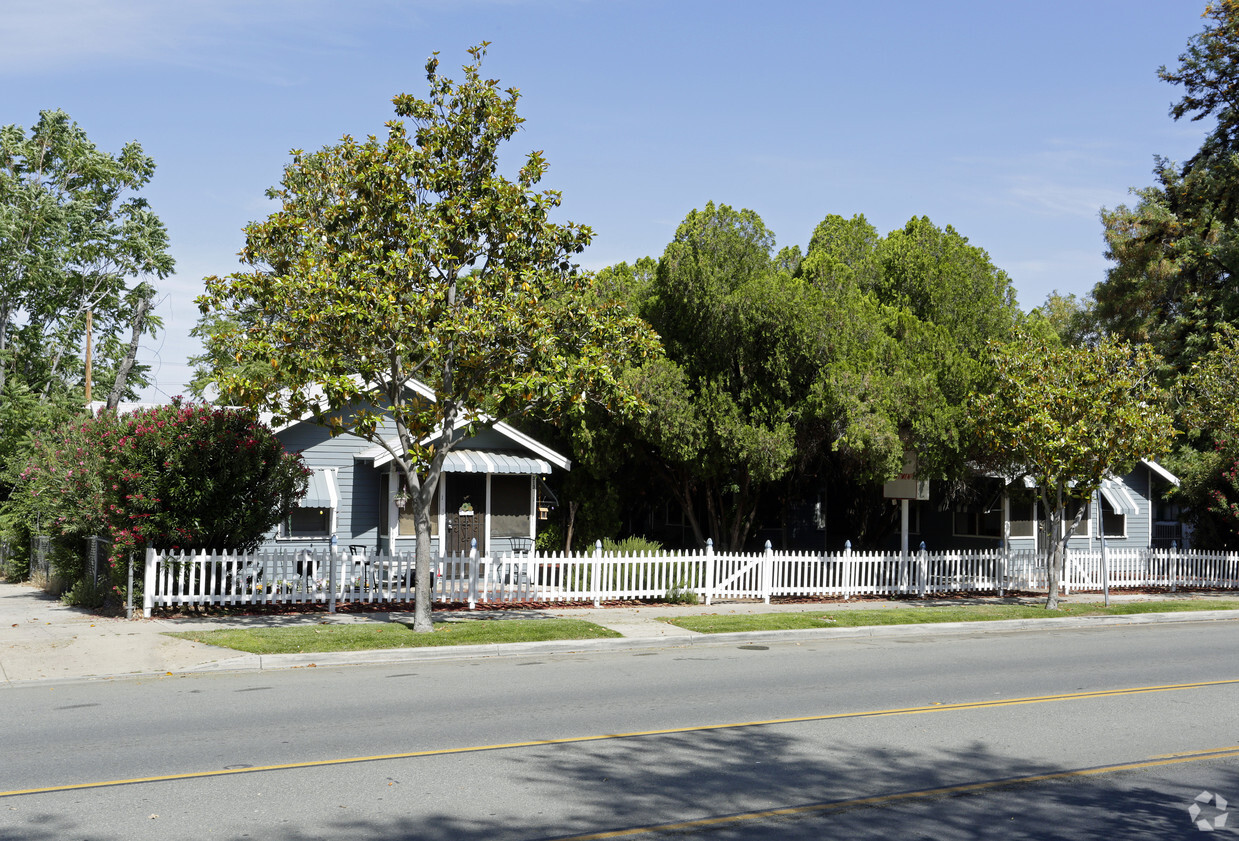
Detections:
[1044, 486, 1087, 610]
[412, 492, 435, 632]
[564, 500, 580, 553]
[107, 294, 152, 410]
[0, 306, 10, 404]
[661, 467, 706, 548]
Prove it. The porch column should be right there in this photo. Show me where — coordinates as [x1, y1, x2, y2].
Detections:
[485, 473, 493, 557]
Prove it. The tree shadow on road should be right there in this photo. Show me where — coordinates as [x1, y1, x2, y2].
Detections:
[2, 724, 1233, 840]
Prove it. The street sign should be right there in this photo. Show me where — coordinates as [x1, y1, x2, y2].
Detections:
[883, 450, 929, 500]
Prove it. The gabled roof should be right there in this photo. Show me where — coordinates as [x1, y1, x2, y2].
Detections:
[1142, 458, 1180, 487]
[353, 416, 570, 472]
[264, 378, 437, 434]
[271, 377, 570, 471]
[1002, 458, 1179, 490]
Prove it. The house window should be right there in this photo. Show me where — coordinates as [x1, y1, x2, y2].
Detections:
[1008, 499, 1035, 538]
[1096, 497, 1127, 539]
[491, 475, 532, 538]
[397, 481, 439, 536]
[954, 506, 1000, 538]
[285, 468, 337, 538]
[287, 507, 331, 537]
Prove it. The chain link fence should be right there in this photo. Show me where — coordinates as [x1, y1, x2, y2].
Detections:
[0, 540, 14, 580]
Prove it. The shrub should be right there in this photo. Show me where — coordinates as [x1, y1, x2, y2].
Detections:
[665, 579, 700, 604]
[535, 521, 565, 554]
[60, 575, 107, 608]
[600, 536, 664, 555]
[2, 400, 308, 602]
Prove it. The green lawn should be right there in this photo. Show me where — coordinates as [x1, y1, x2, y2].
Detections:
[662, 600, 1239, 634]
[167, 618, 621, 655]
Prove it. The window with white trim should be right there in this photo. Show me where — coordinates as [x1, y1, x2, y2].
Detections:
[1094, 497, 1127, 538]
[284, 468, 338, 538]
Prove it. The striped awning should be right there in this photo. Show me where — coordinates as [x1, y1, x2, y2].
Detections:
[1099, 480, 1139, 516]
[356, 443, 553, 475]
[302, 468, 339, 509]
[442, 450, 553, 475]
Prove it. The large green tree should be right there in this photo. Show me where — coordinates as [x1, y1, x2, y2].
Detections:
[197, 44, 659, 631]
[797, 214, 1022, 545]
[1095, 1, 1239, 374]
[1091, 2, 1239, 548]
[0, 110, 172, 438]
[971, 335, 1175, 608]
[634, 203, 794, 549]
[1170, 325, 1239, 545]
[595, 207, 1020, 551]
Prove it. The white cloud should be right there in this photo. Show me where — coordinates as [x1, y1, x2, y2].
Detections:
[1, 0, 400, 81]
[952, 140, 1141, 221]
[1004, 175, 1128, 220]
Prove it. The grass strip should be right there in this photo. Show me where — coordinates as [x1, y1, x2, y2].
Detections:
[662, 600, 1239, 634]
[167, 618, 621, 654]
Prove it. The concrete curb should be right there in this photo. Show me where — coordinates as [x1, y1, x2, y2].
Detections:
[5, 608, 1235, 687]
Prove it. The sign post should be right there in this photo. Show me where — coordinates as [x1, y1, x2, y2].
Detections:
[884, 450, 929, 579]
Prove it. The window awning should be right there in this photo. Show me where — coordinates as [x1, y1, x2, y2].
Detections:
[1099, 480, 1138, 517]
[356, 443, 395, 467]
[302, 468, 339, 509]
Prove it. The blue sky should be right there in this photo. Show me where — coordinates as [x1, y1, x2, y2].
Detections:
[4, 1, 1213, 400]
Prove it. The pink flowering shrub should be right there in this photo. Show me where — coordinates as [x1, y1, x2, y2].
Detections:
[2, 400, 308, 596]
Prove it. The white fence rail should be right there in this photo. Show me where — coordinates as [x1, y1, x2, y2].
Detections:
[142, 542, 1239, 616]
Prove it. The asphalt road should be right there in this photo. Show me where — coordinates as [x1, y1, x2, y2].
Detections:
[2, 620, 1238, 840]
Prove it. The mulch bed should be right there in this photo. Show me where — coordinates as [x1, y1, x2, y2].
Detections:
[150, 597, 676, 619]
[143, 587, 1237, 619]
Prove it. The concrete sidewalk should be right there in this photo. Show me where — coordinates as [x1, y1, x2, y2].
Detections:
[3, 580, 1238, 685]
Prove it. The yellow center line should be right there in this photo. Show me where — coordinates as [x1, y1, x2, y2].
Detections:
[548, 749, 1239, 841]
[1148, 745, 1239, 759]
[4, 677, 1239, 798]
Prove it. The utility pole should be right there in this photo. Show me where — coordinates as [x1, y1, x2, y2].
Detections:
[84, 308, 93, 405]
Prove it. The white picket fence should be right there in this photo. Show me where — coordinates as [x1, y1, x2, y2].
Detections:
[141, 543, 1239, 616]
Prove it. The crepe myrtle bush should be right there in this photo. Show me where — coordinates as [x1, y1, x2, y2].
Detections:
[3, 400, 308, 598]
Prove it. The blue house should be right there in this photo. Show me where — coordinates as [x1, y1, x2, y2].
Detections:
[261, 401, 569, 557]
[898, 459, 1182, 553]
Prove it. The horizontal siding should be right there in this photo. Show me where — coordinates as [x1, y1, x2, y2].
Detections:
[260, 410, 544, 556]
[261, 412, 404, 553]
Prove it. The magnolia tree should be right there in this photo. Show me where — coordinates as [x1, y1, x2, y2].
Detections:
[196, 44, 659, 631]
[1, 402, 306, 597]
[971, 335, 1175, 608]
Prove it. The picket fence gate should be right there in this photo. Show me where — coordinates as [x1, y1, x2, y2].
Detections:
[142, 542, 1239, 617]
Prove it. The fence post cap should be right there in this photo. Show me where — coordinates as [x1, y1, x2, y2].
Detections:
[844, 540, 851, 550]
[765, 540, 772, 550]
[920, 541, 927, 551]
[471, 538, 477, 549]
[706, 538, 713, 549]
